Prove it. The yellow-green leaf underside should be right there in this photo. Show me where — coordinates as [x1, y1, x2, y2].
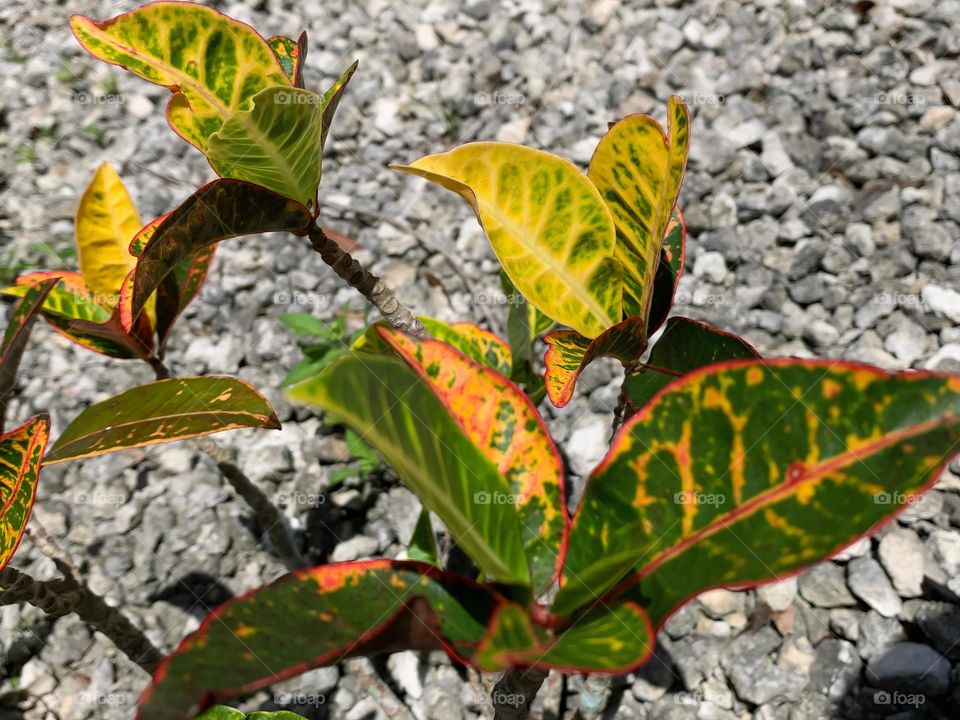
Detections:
[0, 415, 49, 570]
[70, 2, 292, 151]
[553, 360, 960, 621]
[588, 96, 690, 319]
[393, 143, 622, 338]
[45, 377, 280, 464]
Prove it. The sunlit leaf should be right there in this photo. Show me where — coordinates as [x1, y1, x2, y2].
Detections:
[45, 377, 280, 464]
[553, 361, 960, 621]
[378, 327, 566, 594]
[268, 32, 307, 87]
[393, 143, 622, 338]
[288, 353, 530, 585]
[0, 415, 49, 570]
[70, 2, 291, 151]
[588, 96, 690, 319]
[542, 316, 647, 408]
[419, 317, 512, 375]
[137, 561, 504, 719]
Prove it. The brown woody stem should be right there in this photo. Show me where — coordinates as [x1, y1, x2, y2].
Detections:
[492, 668, 548, 720]
[304, 222, 427, 338]
[0, 564, 162, 672]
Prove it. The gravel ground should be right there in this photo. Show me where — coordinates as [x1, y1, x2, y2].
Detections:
[2, 0, 960, 718]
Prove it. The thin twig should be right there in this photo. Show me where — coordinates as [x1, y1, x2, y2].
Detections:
[304, 221, 427, 338]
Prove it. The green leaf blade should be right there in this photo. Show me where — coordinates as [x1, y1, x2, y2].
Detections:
[0, 415, 50, 570]
[46, 377, 280, 464]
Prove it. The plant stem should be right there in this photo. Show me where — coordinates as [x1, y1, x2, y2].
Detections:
[0, 563, 161, 672]
[610, 360, 640, 436]
[147, 360, 307, 572]
[491, 668, 548, 720]
[304, 222, 427, 338]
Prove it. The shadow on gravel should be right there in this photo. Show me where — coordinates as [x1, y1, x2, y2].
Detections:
[148, 572, 234, 618]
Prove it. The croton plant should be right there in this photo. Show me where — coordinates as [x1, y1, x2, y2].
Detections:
[0, 2, 958, 720]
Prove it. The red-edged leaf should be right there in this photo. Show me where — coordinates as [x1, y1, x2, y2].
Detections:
[122, 180, 313, 330]
[543, 316, 646, 408]
[552, 360, 960, 622]
[45, 377, 280, 464]
[624, 317, 759, 415]
[419, 317, 512, 375]
[645, 208, 686, 337]
[0, 279, 57, 431]
[377, 327, 567, 595]
[136, 561, 505, 720]
[0, 415, 50, 570]
[267, 32, 307, 87]
[474, 600, 653, 673]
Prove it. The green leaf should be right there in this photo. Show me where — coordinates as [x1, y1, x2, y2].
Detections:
[624, 316, 758, 413]
[0, 415, 49, 571]
[393, 143, 623, 338]
[288, 353, 530, 586]
[474, 600, 652, 672]
[542, 316, 647, 408]
[645, 208, 686, 337]
[419, 317, 512, 375]
[0, 279, 57, 431]
[408, 508, 439, 566]
[376, 328, 567, 594]
[70, 2, 291, 151]
[122, 179, 313, 331]
[196, 707, 306, 720]
[280, 312, 335, 337]
[553, 360, 960, 621]
[500, 271, 550, 399]
[137, 561, 504, 719]
[588, 97, 690, 320]
[45, 377, 280, 464]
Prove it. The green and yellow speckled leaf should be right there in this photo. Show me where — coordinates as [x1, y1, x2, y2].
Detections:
[69, 2, 291, 151]
[0, 279, 57, 432]
[75, 163, 140, 309]
[4, 272, 109, 323]
[474, 600, 652, 672]
[136, 561, 504, 720]
[196, 708, 306, 720]
[45, 377, 280, 464]
[419, 317, 512, 375]
[377, 327, 566, 595]
[206, 86, 324, 207]
[624, 316, 758, 414]
[588, 97, 690, 320]
[288, 353, 529, 586]
[0, 415, 49, 570]
[542, 316, 647, 408]
[268, 32, 306, 87]
[553, 360, 960, 621]
[645, 208, 686, 337]
[393, 143, 622, 338]
[122, 179, 312, 332]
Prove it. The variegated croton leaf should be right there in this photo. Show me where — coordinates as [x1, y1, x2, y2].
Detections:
[393, 143, 623, 339]
[45, 377, 280, 464]
[0, 414, 49, 570]
[553, 360, 960, 628]
[2, 165, 155, 360]
[136, 561, 505, 720]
